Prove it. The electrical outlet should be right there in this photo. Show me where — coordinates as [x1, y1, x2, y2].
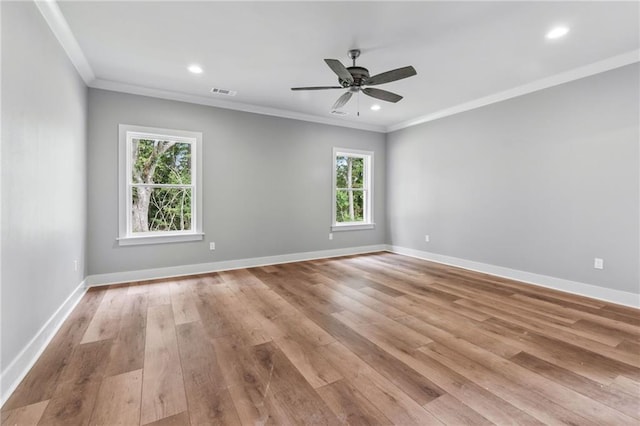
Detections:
[329, 233, 333, 241]
[73, 260, 79, 272]
[594, 258, 604, 270]
[425, 234, 430, 242]
[209, 242, 215, 251]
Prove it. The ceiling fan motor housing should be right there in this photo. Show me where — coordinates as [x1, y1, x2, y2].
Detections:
[340, 66, 370, 88]
[290, 47, 415, 107]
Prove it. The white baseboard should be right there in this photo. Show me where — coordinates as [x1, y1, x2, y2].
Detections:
[2, 245, 636, 408]
[3, 244, 634, 409]
[0, 245, 385, 406]
[87, 243, 639, 308]
[387, 245, 639, 309]
[1, 279, 88, 406]
[86, 244, 388, 287]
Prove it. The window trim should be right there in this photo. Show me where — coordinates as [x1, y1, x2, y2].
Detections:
[331, 147, 375, 232]
[118, 124, 203, 246]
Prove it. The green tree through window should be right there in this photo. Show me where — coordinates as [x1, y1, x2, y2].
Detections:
[336, 155, 365, 222]
[130, 139, 193, 233]
[119, 125, 202, 246]
[334, 149, 372, 228]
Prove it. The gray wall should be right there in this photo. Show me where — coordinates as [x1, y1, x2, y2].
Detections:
[87, 89, 386, 275]
[387, 64, 639, 294]
[2, 2, 636, 383]
[1, 2, 88, 368]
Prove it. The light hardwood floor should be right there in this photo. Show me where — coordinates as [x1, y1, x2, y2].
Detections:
[2, 252, 639, 425]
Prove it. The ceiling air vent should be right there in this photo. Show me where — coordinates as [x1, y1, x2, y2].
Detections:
[210, 87, 237, 96]
[330, 110, 348, 116]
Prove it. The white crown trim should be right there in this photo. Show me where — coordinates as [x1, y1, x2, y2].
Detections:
[36, 1, 639, 133]
[89, 78, 386, 133]
[386, 50, 640, 133]
[35, 0, 95, 84]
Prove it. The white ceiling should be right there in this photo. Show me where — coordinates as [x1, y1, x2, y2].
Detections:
[52, 1, 639, 132]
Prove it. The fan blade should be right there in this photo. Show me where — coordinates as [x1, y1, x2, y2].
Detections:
[332, 92, 353, 110]
[325, 59, 354, 84]
[366, 66, 416, 86]
[363, 87, 403, 103]
[291, 86, 343, 91]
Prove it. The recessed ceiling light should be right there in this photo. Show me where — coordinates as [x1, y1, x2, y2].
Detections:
[546, 26, 569, 40]
[370, 104, 381, 111]
[188, 64, 203, 74]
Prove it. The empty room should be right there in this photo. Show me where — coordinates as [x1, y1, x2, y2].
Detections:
[1, 0, 639, 425]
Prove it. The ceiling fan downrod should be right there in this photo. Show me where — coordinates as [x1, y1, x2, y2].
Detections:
[348, 49, 360, 67]
[290, 48, 417, 111]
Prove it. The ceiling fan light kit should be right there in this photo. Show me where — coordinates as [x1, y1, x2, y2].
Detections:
[291, 49, 417, 113]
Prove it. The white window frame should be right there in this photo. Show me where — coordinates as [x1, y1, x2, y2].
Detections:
[118, 124, 204, 246]
[332, 147, 375, 232]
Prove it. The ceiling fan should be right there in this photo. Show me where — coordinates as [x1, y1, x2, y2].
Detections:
[291, 49, 417, 111]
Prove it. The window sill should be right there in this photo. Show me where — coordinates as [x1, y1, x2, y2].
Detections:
[117, 232, 204, 246]
[331, 223, 375, 232]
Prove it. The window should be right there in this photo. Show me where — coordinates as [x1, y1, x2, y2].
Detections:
[118, 124, 203, 245]
[332, 148, 374, 231]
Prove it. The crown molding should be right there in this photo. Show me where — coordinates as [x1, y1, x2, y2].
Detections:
[35, 0, 95, 84]
[34, 0, 385, 134]
[36, 0, 638, 134]
[386, 49, 640, 133]
[89, 79, 386, 133]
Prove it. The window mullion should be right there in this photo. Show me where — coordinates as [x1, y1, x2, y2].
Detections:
[129, 183, 194, 189]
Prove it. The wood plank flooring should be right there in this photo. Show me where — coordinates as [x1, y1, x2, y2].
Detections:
[2, 252, 639, 425]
